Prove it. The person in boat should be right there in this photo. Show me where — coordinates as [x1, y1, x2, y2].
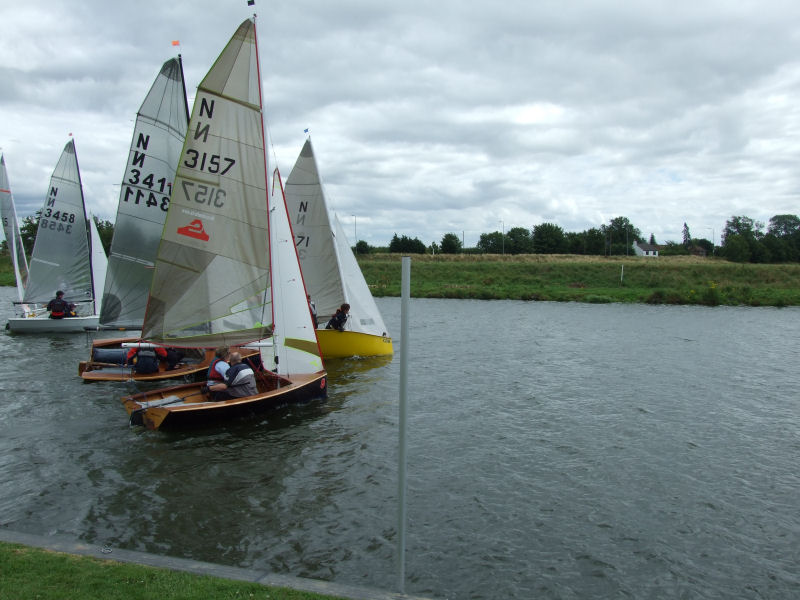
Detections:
[325, 303, 350, 331]
[206, 346, 230, 386]
[46, 290, 76, 319]
[124, 345, 184, 373]
[307, 294, 318, 327]
[208, 351, 257, 401]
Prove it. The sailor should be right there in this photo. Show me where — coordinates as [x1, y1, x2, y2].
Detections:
[325, 303, 350, 331]
[46, 290, 75, 319]
[207, 346, 230, 384]
[209, 351, 257, 400]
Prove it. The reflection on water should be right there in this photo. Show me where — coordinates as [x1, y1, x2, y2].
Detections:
[2, 288, 800, 599]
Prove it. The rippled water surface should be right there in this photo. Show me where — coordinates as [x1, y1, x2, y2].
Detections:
[1, 287, 799, 599]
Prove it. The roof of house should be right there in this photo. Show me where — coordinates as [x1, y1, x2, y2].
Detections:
[635, 242, 659, 251]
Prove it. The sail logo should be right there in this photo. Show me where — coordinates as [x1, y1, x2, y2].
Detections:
[177, 219, 210, 241]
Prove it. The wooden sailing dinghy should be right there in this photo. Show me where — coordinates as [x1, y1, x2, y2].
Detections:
[122, 18, 326, 429]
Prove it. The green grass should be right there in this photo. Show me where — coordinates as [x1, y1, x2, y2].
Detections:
[0, 542, 345, 600]
[357, 253, 800, 306]
[6, 251, 800, 307]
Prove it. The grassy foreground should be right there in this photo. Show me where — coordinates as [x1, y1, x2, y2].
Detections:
[357, 253, 800, 307]
[0, 542, 344, 600]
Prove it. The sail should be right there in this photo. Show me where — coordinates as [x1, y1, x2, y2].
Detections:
[23, 140, 92, 304]
[100, 57, 190, 328]
[141, 19, 272, 347]
[0, 155, 30, 301]
[269, 168, 323, 375]
[284, 138, 389, 336]
[88, 215, 108, 315]
[332, 214, 389, 336]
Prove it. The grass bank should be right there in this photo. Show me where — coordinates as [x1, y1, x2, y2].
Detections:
[356, 253, 800, 307]
[0, 542, 344, 600]
[5, 252, 799, 307]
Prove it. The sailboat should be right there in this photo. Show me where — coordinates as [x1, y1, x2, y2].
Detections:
[122, 18, 326, 430]
[99, 56, 190, 330]
[78, 56, 219, 382]
[284, 138, 392, 357]
[6, 139, 108, 333]
[0, 154, 30, 303]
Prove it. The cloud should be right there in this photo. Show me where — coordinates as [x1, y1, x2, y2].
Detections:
[2, 0, 800, 247]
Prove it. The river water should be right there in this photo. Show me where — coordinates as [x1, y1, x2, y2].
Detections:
[1, 286, 798, 599]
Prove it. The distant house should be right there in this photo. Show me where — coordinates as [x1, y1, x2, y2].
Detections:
[633, 241, 659, 257]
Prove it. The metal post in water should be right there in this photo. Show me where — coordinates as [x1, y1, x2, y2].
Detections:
[397, 256, 410, 593]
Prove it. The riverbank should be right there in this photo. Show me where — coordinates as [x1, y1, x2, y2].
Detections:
[0, 530, 427, 600]
[357, 254, 800, 306]
[5, 252, 800, 307]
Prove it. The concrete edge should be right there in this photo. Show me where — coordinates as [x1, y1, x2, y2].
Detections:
[0, 528, 436, 600]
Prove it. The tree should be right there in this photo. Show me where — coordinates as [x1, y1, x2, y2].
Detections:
[721, 234, 751, 262]
[602, 216, 641, 255]
[682, 223, 691, 248]
[505, 227, 534, 254]
[388, 233, 426, 254]
[722, 215, 764, 244]
[94, 217, 114, 255]
[649, 233, 656, 245]
[20, 211, 40, 257]
[767, 214, 800, 238]
[476, 231, 504, 254]
[354, 240, 370, 255]
[533, 223, 567, 254]
[440, 232, 462, 254]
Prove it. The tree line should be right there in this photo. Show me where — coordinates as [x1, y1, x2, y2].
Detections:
[380, 215, 800, 263]
[5, 211, 800, 265]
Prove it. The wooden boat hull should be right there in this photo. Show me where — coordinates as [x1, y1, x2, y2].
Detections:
[316, 329, 393, 358]
[122, 370, 327, 430]
[78, 338, 258, 383]
[6, 315, 99, 333]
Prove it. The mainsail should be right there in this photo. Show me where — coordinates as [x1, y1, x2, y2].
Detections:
[0, 154, 30, 301]
[23, 140, 93, 304]
[100, 57, 190, 328]
[141, 19, 272, 347]
[284, 138, 389, 336]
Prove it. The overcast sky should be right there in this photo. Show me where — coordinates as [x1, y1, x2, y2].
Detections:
[2, 0, 800, 247]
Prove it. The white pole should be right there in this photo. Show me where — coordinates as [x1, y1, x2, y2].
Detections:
[397, 256, 410, 593]
[620, 264, 624, 284]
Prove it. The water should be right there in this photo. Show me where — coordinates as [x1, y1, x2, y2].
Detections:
[1, 287, 799, 599]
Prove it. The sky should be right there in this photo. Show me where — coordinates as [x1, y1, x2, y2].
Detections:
[2, 0, 800, 248]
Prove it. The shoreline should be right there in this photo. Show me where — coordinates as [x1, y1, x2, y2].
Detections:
[356, 254, 800, 307]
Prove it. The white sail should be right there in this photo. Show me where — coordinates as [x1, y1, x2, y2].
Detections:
[269, 168, 323, 375]
[0, 154, 29, 301]
[99, 57, 190, 328]
[23, 140, 93, 305]
[284, 138, 389, 336]
[141, 19, 272, 348]
[331, 213, 389, 336]
[88, 215, 108, 315]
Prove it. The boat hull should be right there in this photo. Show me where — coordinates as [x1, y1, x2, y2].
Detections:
[316, 329, 393, 358]
[6, 315, 99, 333]
[122, 370, 327, 430]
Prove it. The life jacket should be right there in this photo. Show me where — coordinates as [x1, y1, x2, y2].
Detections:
[49, 298, 68, 318]
[207, 357, 226, 381]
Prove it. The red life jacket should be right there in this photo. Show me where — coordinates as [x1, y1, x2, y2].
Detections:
[207, 357, 226, 381]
